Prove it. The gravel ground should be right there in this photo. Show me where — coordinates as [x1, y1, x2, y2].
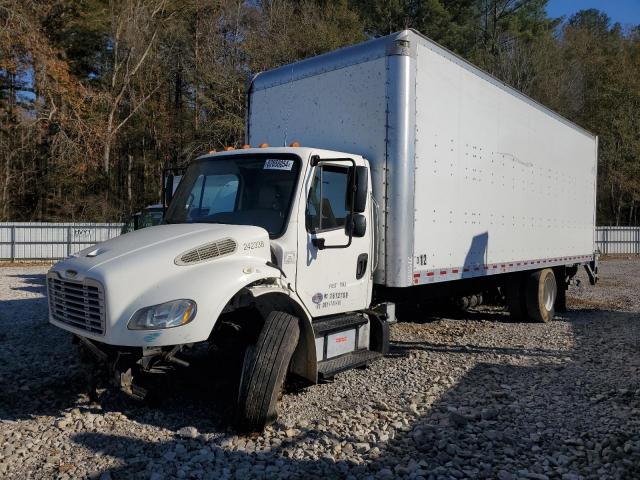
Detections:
[0, 259, 638, 479]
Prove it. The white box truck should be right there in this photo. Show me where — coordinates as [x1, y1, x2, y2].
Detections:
[47, 30, 598, 430]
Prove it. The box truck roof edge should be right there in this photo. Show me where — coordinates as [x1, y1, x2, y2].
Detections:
[247, 29, 596, 143]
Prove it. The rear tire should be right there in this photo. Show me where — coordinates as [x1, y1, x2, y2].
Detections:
[236, 311, 300, 432]
[525, 268, 557, 323]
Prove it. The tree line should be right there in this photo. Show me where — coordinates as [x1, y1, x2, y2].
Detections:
[1, 0, 639, 225]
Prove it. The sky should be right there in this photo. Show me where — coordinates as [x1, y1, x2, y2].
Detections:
[546, 0, 640, 26]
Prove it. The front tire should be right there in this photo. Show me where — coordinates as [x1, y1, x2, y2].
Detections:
[236, 311, 300, 432]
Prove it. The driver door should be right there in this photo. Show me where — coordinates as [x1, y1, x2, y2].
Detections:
[296, 157, 372, 317]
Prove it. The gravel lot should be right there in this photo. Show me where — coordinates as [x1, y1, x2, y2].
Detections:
[0, 259, 638, 479]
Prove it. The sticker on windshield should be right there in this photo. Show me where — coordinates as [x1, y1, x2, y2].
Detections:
[264, 159, 294, 171]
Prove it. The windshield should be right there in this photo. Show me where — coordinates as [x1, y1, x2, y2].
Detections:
[165, 155, 301, 237]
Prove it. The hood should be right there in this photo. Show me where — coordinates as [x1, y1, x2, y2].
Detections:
[84, 223, 267, 264]
[52, 223, 270, 279]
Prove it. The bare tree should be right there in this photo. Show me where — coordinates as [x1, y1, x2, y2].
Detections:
[102, 0, 166, 174]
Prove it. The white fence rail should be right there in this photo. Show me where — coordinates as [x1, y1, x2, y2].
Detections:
[596, 226, 640, 255]
[0, 223, 637, 261]
[0, 223, 123, 260]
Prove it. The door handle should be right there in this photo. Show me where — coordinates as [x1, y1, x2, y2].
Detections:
[356, 253, 368, 280]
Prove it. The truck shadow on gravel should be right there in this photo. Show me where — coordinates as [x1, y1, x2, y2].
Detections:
[0, 317, 244, 431]
[0, 272, 92, 421]
[67, 309, 639, 480]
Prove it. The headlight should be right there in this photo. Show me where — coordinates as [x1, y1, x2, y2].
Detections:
[128, 299, 197, 330]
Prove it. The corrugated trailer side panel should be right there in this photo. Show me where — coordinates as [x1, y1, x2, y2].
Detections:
[410, 38, 597, 286]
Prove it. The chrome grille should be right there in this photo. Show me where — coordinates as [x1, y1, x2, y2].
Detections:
[175, 238, 237, 265]
[47, 275, 105, 335]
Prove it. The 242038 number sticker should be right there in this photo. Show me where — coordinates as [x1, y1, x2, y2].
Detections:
[243, 241, 264, 250]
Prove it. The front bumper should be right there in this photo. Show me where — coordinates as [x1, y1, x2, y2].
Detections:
[74, 335, 190, 400]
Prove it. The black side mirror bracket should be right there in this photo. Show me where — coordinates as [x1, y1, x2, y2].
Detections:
[311, 238, 326, 249]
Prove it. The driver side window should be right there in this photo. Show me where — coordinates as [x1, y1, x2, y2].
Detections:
[306, 165, 349, 232]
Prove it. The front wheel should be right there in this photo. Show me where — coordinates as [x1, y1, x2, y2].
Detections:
[236, 311, 300, 432]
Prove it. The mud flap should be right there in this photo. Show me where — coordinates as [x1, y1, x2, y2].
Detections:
[369, 312, 390, 355]
[585, 260, 598, 286]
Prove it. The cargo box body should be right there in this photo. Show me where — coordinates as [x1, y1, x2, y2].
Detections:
[248, 30, 597, 288]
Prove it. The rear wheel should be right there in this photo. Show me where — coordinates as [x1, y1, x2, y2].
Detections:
[236, 311, 300, 432]
[525, 268, 557, 323]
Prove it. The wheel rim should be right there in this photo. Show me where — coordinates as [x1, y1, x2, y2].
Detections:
[543, 275, 556, 311]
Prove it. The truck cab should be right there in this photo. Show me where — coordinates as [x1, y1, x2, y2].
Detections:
[162, 147, 374, 317]
[47, 146, 386, 430]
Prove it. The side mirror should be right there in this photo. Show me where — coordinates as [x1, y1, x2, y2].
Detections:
[346, 213, 367, 238]
[347, 166, 368, 213]
[165, 174, 175, 206]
